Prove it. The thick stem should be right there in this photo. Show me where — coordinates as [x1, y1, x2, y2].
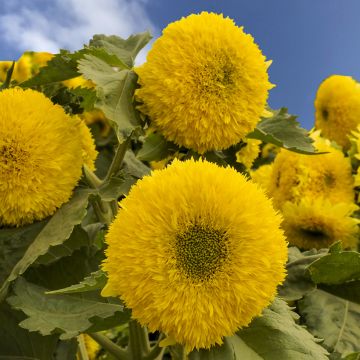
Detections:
[105, 136, 132, 182]
[89, 333, 128, 360]
[128, 320, 150, 359]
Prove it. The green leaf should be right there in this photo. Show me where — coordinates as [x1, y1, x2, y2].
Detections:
[89, 32, 152, 68]
[35, 225, 90, 266]
[123, 150, 151, 178]
[0, 302, 59, 360]
[78, 55, 142, 141]
[47, 270, 107, 295]
[298, 289, 360, 355]
[308, 251, 360, 285]
[7, 277, 130, 339]
[137, 133, 173, 162]
[278, 247, 327, 301]
[235, 298, 329, 359]
[21, 50, 84, 87]
[344, 353, 360, 360]
[54, 339, 79, 360]
[98, 172, 137, 201]
[0, 189, 91, 302]
[247, 108, 317, 154]
[319, 281, 360, 304]
[69, 86, 97, 112]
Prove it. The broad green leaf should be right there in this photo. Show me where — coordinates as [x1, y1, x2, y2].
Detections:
[247, 108, 316, 154]
[69, 86, 97, 112]
[0, 189, 91, 302]
[0, 302, 59, 360]
[7, 277, 130, 339]
[278, 247, 327, 301]
[35, 225, 90, 266]
[308, 251, 360, 284]
[47, 270, 107, 295]
[78, 54, 142, 142]
[98, 172, 137, 201]
[298, 289, 360, 355]
[123, 150, 151, 178]
[21, 50, 83, 87]
[137, 133, 172, 162]
[89, 32, 152, 68]
[0, 221, 46, 285]
[235, 298, 329, 359]
[319, 281, 360, 304]
[344, 353, 360, 360]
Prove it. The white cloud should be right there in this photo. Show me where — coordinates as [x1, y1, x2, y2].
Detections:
[0, 0, 156, 64]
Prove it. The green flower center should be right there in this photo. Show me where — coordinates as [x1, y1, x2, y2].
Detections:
[174, 224, 229, 282]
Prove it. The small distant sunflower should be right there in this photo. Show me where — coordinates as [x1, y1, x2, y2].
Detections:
[250, 163, 273, 193]
[136, 12, 273, 154]
[235, 139, 261, 168]
[0, 53, 32, 84]
[269, 133, 354, 209]
[0, 88, 84, 226]
[315, 75, 360, 149]
[102, 159, 287, 351]
[282, 199, 359, 250]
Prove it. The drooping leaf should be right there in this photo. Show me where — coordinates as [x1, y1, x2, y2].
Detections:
[247, 108, 317, 154]
[89, 32, 152, 68]
[137, 132, 173, 162]
[47, 270, 107, 295]
[98, 172, 137, 201]
[78, 55, 142, 142]
[278, 247, 327, 301]
[123, 150, 151, 178]
[7, 277, 130, 340]
[298, 289, 360, 356]
[0, 189, 91, 301]
[308, 251, 360, 285]
[0, 302, 59, 360]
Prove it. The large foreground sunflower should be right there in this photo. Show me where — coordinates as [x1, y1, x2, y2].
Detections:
[282, 199, 359, 250]
[102, 159, 287, 351]
[315, 75, 360, 149]
[0, 88, 84, 226]
[136, 12, 273, 154]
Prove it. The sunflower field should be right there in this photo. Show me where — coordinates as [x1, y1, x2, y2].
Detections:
[0, 12, 359, 360]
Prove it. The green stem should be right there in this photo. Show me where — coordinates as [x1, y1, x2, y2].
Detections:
[105, 135, 132, 182]
[89, 333, 128, 360]
[128, 320, 150, 359]
[143, 334, 166, 360]
[77, 335, 90, 360]
[83, 165, 103, 188]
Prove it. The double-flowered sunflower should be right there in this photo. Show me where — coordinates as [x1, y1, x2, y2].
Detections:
[315, 75, 360, 149]
[0, 88, 95, 226]
[136, 12, 273, 154]
[102, 159, 287, 351]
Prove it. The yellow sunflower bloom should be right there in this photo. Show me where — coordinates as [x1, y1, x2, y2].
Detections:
[268, 133, 354, 209]
[235, 139, 261, 169]
[79, 334, 101, 360]
[76, 118, 98, 171]
[250, 163, 273, 193]
[136, 12, 273, 154]
[102, 159, 287, 351]
[0, 53, 32, 84]
[282, 198, 359, 250]
[315, 75, 360, 149]
[0, 88, 83, 226]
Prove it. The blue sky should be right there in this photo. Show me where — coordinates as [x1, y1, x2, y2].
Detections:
[1, 0, 360, 129]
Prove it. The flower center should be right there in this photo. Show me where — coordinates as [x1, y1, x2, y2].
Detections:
[298, 226, 331, 245]
[174, 224, 229, 282]
[322, 108, 329, 120]
[0, 141, 30, 174]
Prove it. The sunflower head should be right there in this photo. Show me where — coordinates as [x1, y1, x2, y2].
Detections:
[282, 198, 359, 250]
[76, 117, 98, 171]
[0, 88, 84, 226]
[102, 159, 287, 351]
[235, 139, 261, 169]
[136, 12, 273, 154]
[315, 75, 360, 149]
[268, 133, 354, 209]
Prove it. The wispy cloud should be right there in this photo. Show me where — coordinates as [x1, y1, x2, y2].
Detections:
[0, 0, 156, 64]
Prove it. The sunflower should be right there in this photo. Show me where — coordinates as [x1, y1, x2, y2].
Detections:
[250, 163, 273, 193]
[282, 199, 359, 250]
[76, 118, 98, 171]
[0, 53, 32, 84]
[78, 334, 101, 360]
[315, 75, 360, 149]
[102, 159, 287, 351]
[235, 139, 261, 169]
[0, 88, 84, 226]
[136, 12, 273, 154]
[268, 133, 354, 209]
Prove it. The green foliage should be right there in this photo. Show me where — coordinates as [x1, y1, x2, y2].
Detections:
[298, 289, 360, 356]
[0, 189, 91, 301]
[247, 108, 317, 154]
[7, 277, 131, 339]
[137, 132, 173, 162]
[187, 298, 328, 359]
